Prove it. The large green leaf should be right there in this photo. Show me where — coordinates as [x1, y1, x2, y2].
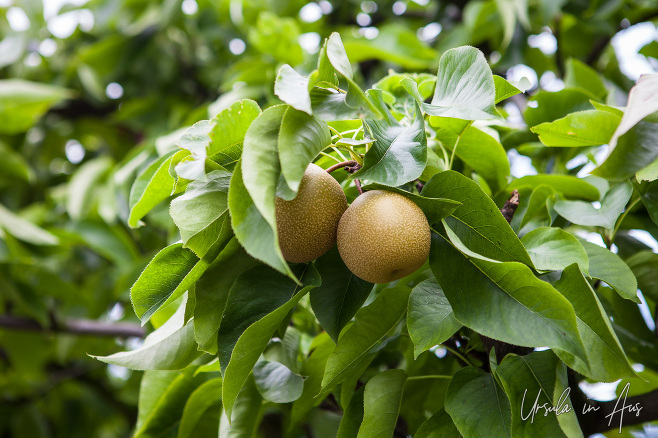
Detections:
[131, 242, 220, 324]
[564, 58, 607, 101]
[337, 386, 366, 438]
[322, 287, 411, 391]
[0, 79, 72, 134]
[407, 278, 461, 358]
[553, 264, 636, 382]
[208, 99, 261, 168]
[278, 107, 331, 194]
[524, 88, 593, 126]
[220, 265, 320, 420]
[228, 160, 294, 278]
[507, 175, 601, 201]
[177, 378, 222, 438]
[431, 233, 587, 361]
[625, 251, 658, 303]
[639, 180, 658, 226]
[354, 89, 427, 186]
[362, 183, 460, 225]
[434, 124, 510, 191]
[576, 238, 639, 302]
[357, 369, 406, 438]
[218, 376, 263, 437]
[170, 170, 232, 258]
[416, 409, 461, 438]
[521, 227, 589, 272]
[252, 360, 304, 403]
[194, 239, 260, 354]
[274, 65, 312, 114]
[495, 351, 583, 438]
[531, 110, 619, 147]
[93, 305, 201, 370]
[128, 151, 176, 227]
[410, 46, 496, 120]
[445, 367, 511, 437]
[594, 120, 658, 181]
[553, 181, 633, 229]
[422, 171, 534, 266]
[310, 247, 373, 343]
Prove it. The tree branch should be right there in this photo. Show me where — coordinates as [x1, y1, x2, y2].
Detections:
[0, 314, 145, 338]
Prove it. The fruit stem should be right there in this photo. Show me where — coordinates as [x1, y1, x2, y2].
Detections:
[325, 160, 358, 173]
[354, 178, 364, 195]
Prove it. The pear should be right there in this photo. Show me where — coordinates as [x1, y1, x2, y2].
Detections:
[337, 190, 430, 283]
[276, 163, 348, 263]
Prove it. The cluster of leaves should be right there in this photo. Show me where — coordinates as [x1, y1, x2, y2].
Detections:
[2, 0, 658, 437]
[89, 30, 658, 437]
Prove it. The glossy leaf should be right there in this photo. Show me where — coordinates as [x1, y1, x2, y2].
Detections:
[494, 75, 528, 103]
[531, 110, 619, 147]
[322, 287, 411, 391]
[357, 369, 406, 438]
[445, 367, 511, 438]
[253, 360, 304, 403]
[416, 409, 461, 438]
[128, 152, 176, 227]
[274, 65, 312, 114]
[354, 90, 427, 186]
[310, 247, 373, 343]
[337, 386, 365, 438]
[553, 264, 636, 382]
[553, 181, 633, 229]
[639, 180, 658, 226]
[178, 378, 222, 438]
[521, 227, 589, 272]
[407, 278, 461, 358]
[208, 99, 261, 168]
[278, 107, 331, 194]
[524, 88, 593, 126]
[218, 376, 262, 436]
[431, 233, 587, 361]
[422, 171, 534, 266]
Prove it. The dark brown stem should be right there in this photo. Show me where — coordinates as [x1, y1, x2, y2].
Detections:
[0, 314, 145, 338]
[354, 179, 364, 195]
[325, 160, 358, 173]
[415, 180, 425, 193]
[501, 190, 520, 223]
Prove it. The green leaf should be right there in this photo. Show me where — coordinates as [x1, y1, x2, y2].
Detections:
[208, 99, 261, 168]
[422, 171, 534, 266]
[128, 152, 176, 228]
[278, 107, 331, 194]
[495, 351, 582, 438]
[135, 368, 210, 438]
[445, 367, 511, 438]
[415, 409, 461, 438]
[363, 183, 460, 225]
[228, 160, 294, 279]
[494, 75, 528, 104]
[524, 88, 594, 126]
[322, 286, 411, 391]
[520, 185, 556, 228]
[170, 170, 232, 258]
[424, 46, 496, 120]
[310, 247, 373, 343]
[325, 33, 382, 119]
[640, 180, 658, 226]
[0, 141, 33, 183]
[66, 157, 113, 220]
[430, 233, 587, 361]
[625, 251, 658, 303]
[407, 278, 461, 358]
[274, 65, 312, 114]
[343, 23, 437, 70]
[0, 203, 58, 246]
[178, 378, 222, 438]
[194, 239, 260, 354]
[92, 306, 202, 370]
[337, 386, 365, 438]
[357, 369, 406, 438]
[0, 79, 72, 134]
[353, 89, 427, 186]
[531, 110, 620, 147]
[564, 58, 607, 101]
[131, 242, 218, 324]
[434, 124, 510, 192]
[553, 264, 636, 382]
[221, 265, 320, 420]
[593, 121, 658, 181]
[219, 376, 262, 436]
[636, 158, 658, 182]
[521, 227, 589, 272]
[508, 175, 601, 201]
[253, 360, 304, 403]
[576, 238, 639, 302]
[553, 181, 633, 229]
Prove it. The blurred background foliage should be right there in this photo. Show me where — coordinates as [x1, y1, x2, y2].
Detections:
[0, 0, 657, 436]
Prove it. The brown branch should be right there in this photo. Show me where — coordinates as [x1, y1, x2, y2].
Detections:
[0, 314, 145, 338]
[354, 178, 364, 195]
[500, 190, 520, 223]
[325, 160, 358, 173]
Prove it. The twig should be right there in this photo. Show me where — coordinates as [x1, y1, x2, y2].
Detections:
[325, 160, 358, 173]
[500, 190, 520, 223]
[354, 179, 364, 195]
[0, 314, 145, 338]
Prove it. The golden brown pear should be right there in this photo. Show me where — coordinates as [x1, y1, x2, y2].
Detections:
[337, 190, 430, 283]
[275, 163, 348, 263]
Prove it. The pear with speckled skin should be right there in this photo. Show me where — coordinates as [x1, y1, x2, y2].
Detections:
[275, 163, 348, 263]
[337, 190, 430, 283]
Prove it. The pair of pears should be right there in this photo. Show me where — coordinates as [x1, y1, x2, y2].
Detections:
[275, 163, 430, 284]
